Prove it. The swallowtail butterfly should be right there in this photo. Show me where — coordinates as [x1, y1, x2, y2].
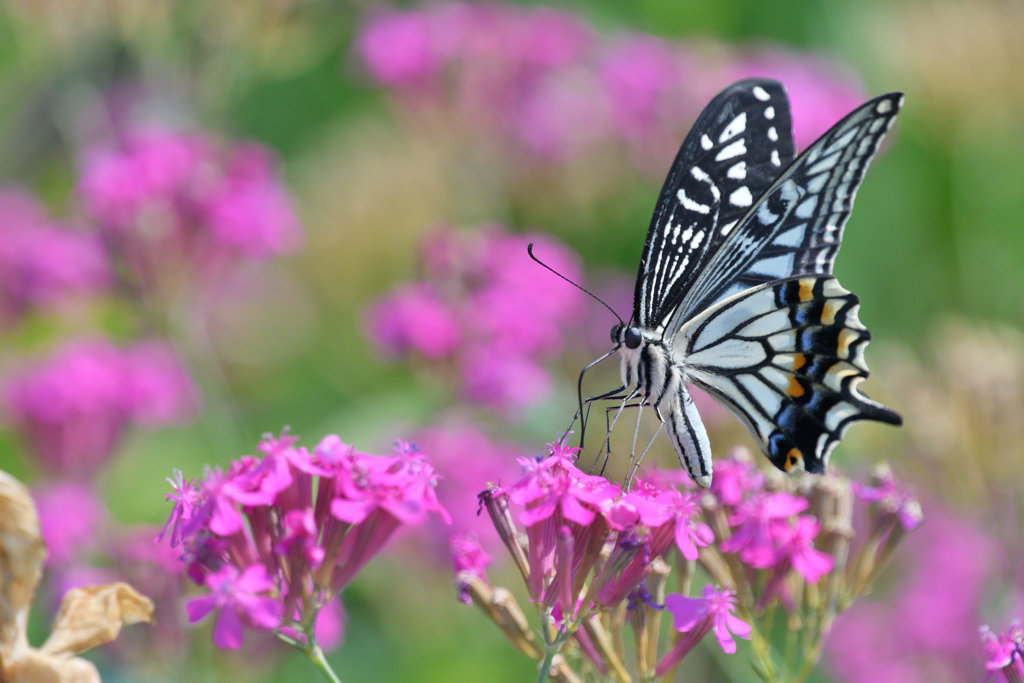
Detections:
[599, 78, 903, 488]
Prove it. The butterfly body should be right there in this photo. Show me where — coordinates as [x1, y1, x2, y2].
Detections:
[604, 78, 903, 488]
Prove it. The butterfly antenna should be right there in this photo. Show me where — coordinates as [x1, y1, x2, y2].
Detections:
[527, 243, 625, 326]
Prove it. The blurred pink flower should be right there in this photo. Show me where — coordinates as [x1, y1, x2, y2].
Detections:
[33, 482, 107, 566]
[0, 188, 110, 317]
[203, 145, 303, 258]
[366, 283, 461, 360]
[3, 339, 198, 477]
[600, 37, 681, 139]
[79, 127, 302, 287]
[365, 226, 584, 414]
[719, 491, 809, 568]
[414, 424, 522, 549]
[826, 509, 995, 682]
[449, 533, 492, 604]
[356, 10, 439, 86]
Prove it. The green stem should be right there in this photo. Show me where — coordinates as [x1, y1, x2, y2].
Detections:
[307, 643, 343, 683]
[535, 647, 557, 683]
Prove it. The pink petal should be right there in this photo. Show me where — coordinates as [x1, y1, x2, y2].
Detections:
[674, 522, 699, 561]
[184, 594, 218, 624]
[664, 593, 708, 632]
[559, 492, 596, 526]
[331, 498, 372, 524]
[712, 612, 737, 653]
[234, 564, 274, 593]
[212, 605, 244, 650]
[791, 547, 835, 583]
[724, 611, 752, 639]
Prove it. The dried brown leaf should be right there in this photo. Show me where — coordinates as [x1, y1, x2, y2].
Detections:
[2, 648, 100, 683]
[40, 583, 154, 657]
[0, 470, 47, 665]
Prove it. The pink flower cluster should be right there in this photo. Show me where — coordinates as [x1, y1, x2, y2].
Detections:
[365, 226, 584, 414]
[475, 440, 712, 618]
[657, 584, 752, 673]
[0, 188, 110, 319]
[78, 128, 302, 284]
[2, 339, 198, 477]
[355, 2, 866, 169]
[707, 451, 835, 602]
[162, 431, 449, 650]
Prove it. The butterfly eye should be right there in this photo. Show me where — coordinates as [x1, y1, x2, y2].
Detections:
[624, 327, 643, 349]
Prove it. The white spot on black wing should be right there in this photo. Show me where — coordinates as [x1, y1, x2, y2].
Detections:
[716, 139, 747, 161]
[771, 150, 781, 166]
[727, 161, 746, 180]
[768, 127, 778, 142]
[718, 113, 747, 143]
[876, 99, 892, 114]
[701, 134, 713, 150]
[765, 106, 775, 120]
[752, 86, 770, 101]
[729, 186, 753, 207]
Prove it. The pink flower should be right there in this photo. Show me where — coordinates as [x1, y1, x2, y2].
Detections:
[980, 622, 1024, 673]
[185, 564, 283, 650]
[853, 467, 922, 531]
[33, 482, 107, 566]
[773, 516, 834, 583]
[0, 188, 110, 316]
[719, 492, 808, 568]
[450, 533, 492, 605]
[657, 585, 752, 674]
[365, 283, 461, 360]
[275, 509, 325, 569]
[708, 448, 764, 506]
[364, 226, 583, 414]
[600, 36, 680, 138]
[356, 10, 439, 87]
[414, 425, 523, 551]
[203, 145, 302, 258]
[3, 339, 197, 477]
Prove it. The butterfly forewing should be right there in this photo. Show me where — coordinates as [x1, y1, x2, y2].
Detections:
[670, 92, 905, 327]
[680, 276, 901, 474]
[634, 78, 795, 331]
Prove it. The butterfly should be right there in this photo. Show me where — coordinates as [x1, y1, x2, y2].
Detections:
[591, 78, 903, 488]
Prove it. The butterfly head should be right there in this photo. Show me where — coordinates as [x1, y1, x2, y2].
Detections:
[611, 323, 644, 350]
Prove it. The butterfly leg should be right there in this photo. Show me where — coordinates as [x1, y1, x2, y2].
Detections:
[587, 391, 641, 475]
[626, 422, 665, 488]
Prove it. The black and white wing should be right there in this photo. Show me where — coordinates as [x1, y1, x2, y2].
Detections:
[633, 78, 795, 333]
[680, 276, 902, 474]
[670, 92, 904, 329]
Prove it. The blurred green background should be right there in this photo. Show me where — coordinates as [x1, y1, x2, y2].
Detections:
[0, 0, 1021, 681]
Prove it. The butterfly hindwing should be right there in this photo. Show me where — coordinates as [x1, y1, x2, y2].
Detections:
[671, 92, 904, 326]
[679, 276, 901, 474]
[634, 78, 795, 331]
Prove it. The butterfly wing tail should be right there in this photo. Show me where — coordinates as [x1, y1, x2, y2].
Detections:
[683, 276, 901, 475]
[663, 383, 713, 488]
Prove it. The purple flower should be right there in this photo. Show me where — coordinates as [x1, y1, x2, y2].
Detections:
[33, 482, 107, 566]
[450, 533, 493, 605]
[980, 621, 1024, 680]
[185, 564, 283, 650]
[719, 491, 808, 568]
[657, 584, 752, 674]
[3, 339, 198, 477]
[708, 448, 764, 506]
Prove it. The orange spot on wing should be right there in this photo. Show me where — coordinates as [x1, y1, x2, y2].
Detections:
[821, 301, 839, 325]
[799, 279, 815, 302]
[838, 329, 856, 359]
[784, 448, 803, 471]
[787, 375, 806, 398]
[792, 353, 807, 370]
